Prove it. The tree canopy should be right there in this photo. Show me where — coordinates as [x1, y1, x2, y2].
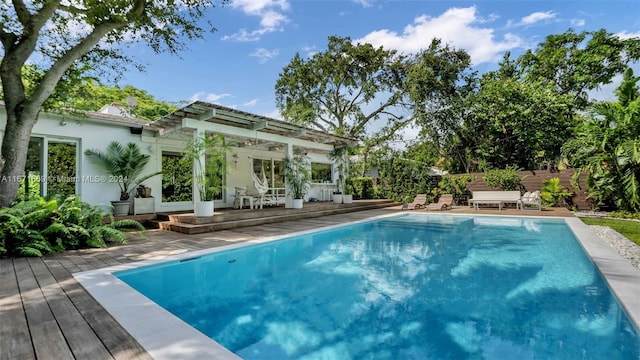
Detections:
[409, 29, 640, 173]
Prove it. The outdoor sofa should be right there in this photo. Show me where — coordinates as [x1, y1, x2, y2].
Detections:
[468, 191, 522, 210]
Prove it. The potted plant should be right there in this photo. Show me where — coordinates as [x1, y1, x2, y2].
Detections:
[181, 133, 229, 217]
[283, 153, 311, 209]
[329, 146, 351, 204]
[343, 180, 353, 204]
[85, 141, 161, 216]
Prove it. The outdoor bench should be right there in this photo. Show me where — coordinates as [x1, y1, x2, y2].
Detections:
[468, 191, 521, 210]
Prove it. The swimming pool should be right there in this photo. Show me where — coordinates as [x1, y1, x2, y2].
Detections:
[76, 214, 640, 359]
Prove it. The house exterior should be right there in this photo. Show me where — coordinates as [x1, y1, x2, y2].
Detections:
[0, 101, 356, 213]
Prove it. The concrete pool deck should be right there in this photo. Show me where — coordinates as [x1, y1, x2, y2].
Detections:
[2, 206, 639, 359]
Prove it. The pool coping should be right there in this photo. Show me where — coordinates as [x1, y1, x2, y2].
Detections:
[74, 213, 640, 359]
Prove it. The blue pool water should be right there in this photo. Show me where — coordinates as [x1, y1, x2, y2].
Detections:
[116, 214, 640, 359]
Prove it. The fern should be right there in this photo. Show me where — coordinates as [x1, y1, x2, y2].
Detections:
[1, 195, 145, 257]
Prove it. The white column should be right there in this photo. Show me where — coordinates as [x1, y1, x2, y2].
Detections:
[193, 130, 205, 202]
[283, 143, 294, 208]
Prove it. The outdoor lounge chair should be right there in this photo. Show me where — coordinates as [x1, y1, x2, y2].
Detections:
[517, 190, 542, 210]
[403, 194, 427, 210]
[426, 194, 453, 211]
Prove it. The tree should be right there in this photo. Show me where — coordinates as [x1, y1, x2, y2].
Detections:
[461, 72, 575, 170]
[0, 0, 227, 207]
[563, 68, 640, 211]
[66, 81, 179, 120]
[275, 36, 412, 140]
[517, 29, 640, 110]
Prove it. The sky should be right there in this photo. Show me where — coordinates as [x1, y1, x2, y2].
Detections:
[118, 0, 640, 121]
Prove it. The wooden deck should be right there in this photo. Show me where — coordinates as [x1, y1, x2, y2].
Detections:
[1, 205, 574, 360]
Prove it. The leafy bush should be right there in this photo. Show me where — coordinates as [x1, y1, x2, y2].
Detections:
[436, 174, 475, 204]
[0, 195, 144, 257]
[540, 177, 573, 207]
[349, 177, 375, 199]
[608, 211, 640, 220]
[482, 166, 525, 190]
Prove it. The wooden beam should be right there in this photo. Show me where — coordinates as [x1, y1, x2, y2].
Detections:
[182, 118, 334, 151]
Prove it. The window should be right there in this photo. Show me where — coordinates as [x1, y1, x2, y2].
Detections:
[18, 137, 78, 201]
[47, 141, 77, 198]
[161, 151, 192, 202]
[311, 162, 332, 183]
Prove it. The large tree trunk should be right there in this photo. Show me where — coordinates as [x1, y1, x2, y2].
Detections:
[0, 105, 38, 207]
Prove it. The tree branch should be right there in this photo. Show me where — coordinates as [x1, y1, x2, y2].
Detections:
[27, 0, 147, 110]
[11, 0, 31, 27]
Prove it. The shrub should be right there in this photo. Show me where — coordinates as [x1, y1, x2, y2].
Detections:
[540, 177, 573, 207]
[436, 174, 475, 204]
[482, 166, 525, 190]
[0, 195, 144, 257]
[349, 177, 375, 199]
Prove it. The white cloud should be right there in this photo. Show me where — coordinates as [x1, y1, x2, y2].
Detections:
[224, 0, 290, 41]
[243, 99, 259, 107]
[352, 0, 373, 8]
[261, 108, 284, 120]
[520, 11, 557, 25]
[617, 31, 640, 40]
[355, 6, 523, 65]
[571, 18, 586, 27]
[190, 92, 233, 103]
[250, 47, 279, 63]
[506, 11, 558, 28]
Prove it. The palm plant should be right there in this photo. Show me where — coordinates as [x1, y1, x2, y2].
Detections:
[85, 141, 161, 201]
[283, 154, 311, 199]
[540, 177, 573, 207]
[180, 134, 230, 201]
[562, 68, 640, 211]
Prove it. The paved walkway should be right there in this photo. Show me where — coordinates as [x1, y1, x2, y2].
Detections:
[0, 206, 576, 359]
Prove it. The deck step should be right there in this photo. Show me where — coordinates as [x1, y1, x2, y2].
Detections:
[158, 200, 401, 234]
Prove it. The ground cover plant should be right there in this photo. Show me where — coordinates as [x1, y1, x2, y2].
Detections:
[580, 217, 640, 245]
[0, 195, 144, 257]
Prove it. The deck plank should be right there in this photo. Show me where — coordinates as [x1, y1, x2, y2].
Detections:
[13, 258, 74, 360]
[43, 256, 153, 360]
[28, 257, 114, 360]
[0, 259, 35, 360]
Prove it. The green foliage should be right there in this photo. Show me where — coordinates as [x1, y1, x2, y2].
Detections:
[517, 29, 640, 110]
[47, 142, 77, 199]
[540, 177, 573, 207]
[563, 69, 640, 211]
[276, 36, 432, 144]
[283, 154, 311, 199]
[85, 141, 161, 201]
[69, 82, 179, 120]
[608, 211, 640, 220]
[180, 134, 229, 201]
[349, 177, 375, 200]
[374, 152, 439, 202]
[482, 166, 524, 190]
[161, 154, 192, 202]
[0, 195, 144, 257]
[436, 174, 475, 204]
